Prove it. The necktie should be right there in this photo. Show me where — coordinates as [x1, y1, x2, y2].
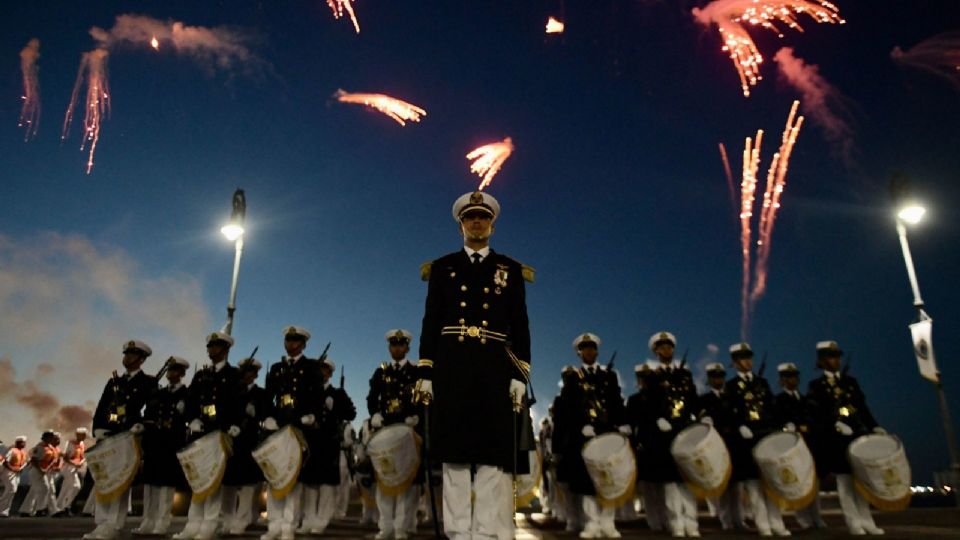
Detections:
[472, 253, 482, 264]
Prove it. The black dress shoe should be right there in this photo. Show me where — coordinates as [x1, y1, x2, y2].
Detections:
[34, 509, 49, 517]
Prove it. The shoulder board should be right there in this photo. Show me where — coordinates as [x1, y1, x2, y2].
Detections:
[496, 255, 536, 283]
[380, 362, 389, 371]
[420, 261, 432, 281]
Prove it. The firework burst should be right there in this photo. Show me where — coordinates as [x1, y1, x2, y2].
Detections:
[692, 0, 844, 97]
[327, 0, 360, 34]
[546, 17, 565, 34]
[466, 137, 514, 191]
[334, 89, 426, 126]
[18, 39, 41, 142]
[62, 49, 110, 175]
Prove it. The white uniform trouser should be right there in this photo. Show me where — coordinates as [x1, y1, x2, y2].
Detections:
[582, 495, 616, 535]
[299, 484, 337, 531]
[742, 479, 787, 534]
[222, 484, 259, 532]
[91, 488, 130, 533]
[640, 481, 666, 531]
[837, 474, 880, 532]
[443, 463, 509, 540]
[179, 487, 223, 538]
[265, 484, 301, 537]
[23, 467, 58, 514]
[376, 484, 419, 536]
[335, 454, 351, 518]
[708, 484, 738, 529]
[794, 491, 825, 529]
[557, 482, 581, 530]
[0, 469, 20, 516]
[663, 481, 698, 535]
[57, 464, 83, 512]
[140, 485, 175, 532]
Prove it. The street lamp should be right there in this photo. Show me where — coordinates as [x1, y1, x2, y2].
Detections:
[221, 188, 246, 335]
[893, 198, 960, 500]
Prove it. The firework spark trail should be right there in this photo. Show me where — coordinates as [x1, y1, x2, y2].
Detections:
[546, 17, 565, 34]
[62, 49, 110, 175]
[739, 130, 763, 339]
[334, 89, 426, 126]
[327, 0, 360, 34]
[751, 100, 803, 307]
[718, 142, 737, 214]
[18, 39, 41, 142]
[692, 0, 844, 97]
[892, 32, 960, 91]
[467, 137, 514, 191]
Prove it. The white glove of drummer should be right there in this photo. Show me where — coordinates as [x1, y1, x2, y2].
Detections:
[371, 413, 384, 429]
[835, 421, 853, 436]
[130, 423, 145, 435]
[873, 426, 887, 435]
[739, 425, 754, 439]
[176, 400, 186, 414]
[325, 397, 335, 411]
[784, 422, 797, 433]
[656, 418, 672, 433]
[301, 414, 316, 426]
[263, 417, 279, 431]
[189, 419, 203, 433]
[228, 425, 241, 438]
[618, 425, 632, 436]
[701, 416, 714, 426]
[93, 429, 109, 440]
[404, 416, 419, 427]
[245, 403, 256, 418]
[581, 425, 596, 438]
[509, 379, 525, 405]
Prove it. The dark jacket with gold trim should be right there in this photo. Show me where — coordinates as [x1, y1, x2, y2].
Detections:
[141, 383, 188, 487]
[265, 357, 323, 428]
[186, 362, 242, 435]
[366, 360, 419, 425]
[806, 372, 878, 475]
[93, 370, 158, 435]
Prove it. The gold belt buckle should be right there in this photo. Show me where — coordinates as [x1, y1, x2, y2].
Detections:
[749, 410, 760, 421]
[466, 326, 480, 338]
[387, 399, 400, 414]
[108, 413, 118, 423]
[116, 405, 127, 416]
[202, 404, 217, 418]
[839, 406, 850, 417]
[281, 394, 295, 407]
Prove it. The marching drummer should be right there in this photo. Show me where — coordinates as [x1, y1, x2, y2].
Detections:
[554, 332, 629, 538]
[223, 357, 269, 535]
[552, 365, 582, 533]
[636, 331, 699, 538]
[137, 356, 190, 535]
[697, 362, 742, 531]
[54, 427, 89, 517]
[174, 331, 243, 540]
[773, 362, 825, 530]
[84, 339, 157, 540]
[807, 341, 886, 536]
[627, 364, 668, 533]
[414, 190, 533, 540]
[725, 342, 790, 537]
[0, 435, 28, 518]
[366, 328, 422, 540]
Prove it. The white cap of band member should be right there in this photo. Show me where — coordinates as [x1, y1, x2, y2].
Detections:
[572, 332, 602, 350]
[322, 358, 336, 372]
[123, 339, 153, 357]
[283, 326, 311, 341]
[777, 362, 799, 374]
[452, 191, 500, 222]
[15, 435, 27, 442]
[167, 356, 191, 369]
[705, 362, 726, 373]
[648, 331, 677, 352]
[816, 340, 843, 354]
[76, 427, 88, 434]
[385, 329, 413, 343]
[729, 342, 753, 356]
[206, 331, 235, 347]
[238, 358, 262, 370]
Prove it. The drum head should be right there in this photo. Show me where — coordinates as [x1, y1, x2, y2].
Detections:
[582, 433, 625, 462]
[368, 424, 412, 451]
[672, 423, 711, 453]
[849, 434, 900, 460]
[755, 431, 799, 459]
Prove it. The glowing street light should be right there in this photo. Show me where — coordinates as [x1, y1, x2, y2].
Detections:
[897, 203, 926, 225]
[222, 188, 246, 335]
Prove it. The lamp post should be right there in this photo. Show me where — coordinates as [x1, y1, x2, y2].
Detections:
[221, 188, 246, 336]
[894, 200, 960, 500]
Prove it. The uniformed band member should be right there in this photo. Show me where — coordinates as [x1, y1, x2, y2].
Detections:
[174, 332, 242, 540]
[1, 435, 28, 517]
[697, 362, 740, 531]
[54, 427, 88, 517]
[367, 329, 421, 540]
[261, 326, 322, 540]
[635, 331, 699, 538]
[552, 366, 581, 532]
[21, 430, 61, 517]
[416, 191, 532, 540]
[136, 356, 190, 535]
[626, 364, 667, 533]
[222, 357, 269, 535]
[724, 342, 790, 537]
[807, 341, 886, 536]
[85, 340, 157, 540]
[538, 412, 556, 518]
[773, 362, 825, 531]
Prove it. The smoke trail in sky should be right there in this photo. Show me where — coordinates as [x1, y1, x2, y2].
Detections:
[892, 32, 960, 91]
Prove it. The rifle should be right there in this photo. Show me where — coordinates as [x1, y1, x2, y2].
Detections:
[759, 351, 767, 377]
[606, 350, 618, 370]
[318, 342, 331, 363]
[249, 346, 259, 360]
[680, 348, 689, 370]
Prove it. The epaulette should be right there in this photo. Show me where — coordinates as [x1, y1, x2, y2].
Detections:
[499, 255, 536, 283]
[420, 262, 432, 282]
[380, 362, 389, 371]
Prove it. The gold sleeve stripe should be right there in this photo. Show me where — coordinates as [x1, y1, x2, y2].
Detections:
[418, 359, 434, 368]
[505, 347, 531, 382]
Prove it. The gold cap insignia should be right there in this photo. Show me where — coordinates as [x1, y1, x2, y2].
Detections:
[470, 191, 484, 204]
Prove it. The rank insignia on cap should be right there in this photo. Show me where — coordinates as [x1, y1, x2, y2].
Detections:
[470, 192, 484, 204]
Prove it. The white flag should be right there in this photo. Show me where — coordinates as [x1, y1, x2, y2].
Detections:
[909, 317, 938, 383]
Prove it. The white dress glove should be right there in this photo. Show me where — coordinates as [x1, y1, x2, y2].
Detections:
[228, 425, 241, 437]
[245, 403, 256, 418]
[325, 397, 335, 410]
[784, 422, 797, 433]
[263, 417, 279, 431]
[371, 413, 384, 429]
[835, 421, 853, 436]
[701, 416, 714, 426]
[581, 425, 596, 438]
[130, 423, 145, 435]
[618, 425, 632, 436]
[301, 414, 316, 426]
[873, 426, 887, 435]
[739, 425, 754, 439]
[189, 419, 203, 433]
[509, 379, 525, 409]
[176, 400, 186, 414]
[404, 416, 419, 427]
[657, 418, 672, 433]
[93, 429, 109, 439]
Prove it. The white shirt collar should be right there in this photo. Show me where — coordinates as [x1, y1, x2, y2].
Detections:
[712, 388, 722, 397]
[648, 358, 677, 370]
[286, 354, 303, 364]
[737, 370, 753, 381]
[392, 358, 408, 368]
[582, 363, 601, 373]
[825, 370, 840, 380]
[167, 382, 182, 391]
[323, 382, 331, 390]
[247, 382, 256, 391]
[463, 246, 491, 262]
[212, 360, 227, 372]
[125, 368, 141, 378]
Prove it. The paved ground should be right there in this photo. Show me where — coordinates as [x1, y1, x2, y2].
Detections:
[2, 509, 959, 540]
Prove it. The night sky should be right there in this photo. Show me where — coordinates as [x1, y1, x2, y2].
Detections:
[1, 1, 959, 484]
